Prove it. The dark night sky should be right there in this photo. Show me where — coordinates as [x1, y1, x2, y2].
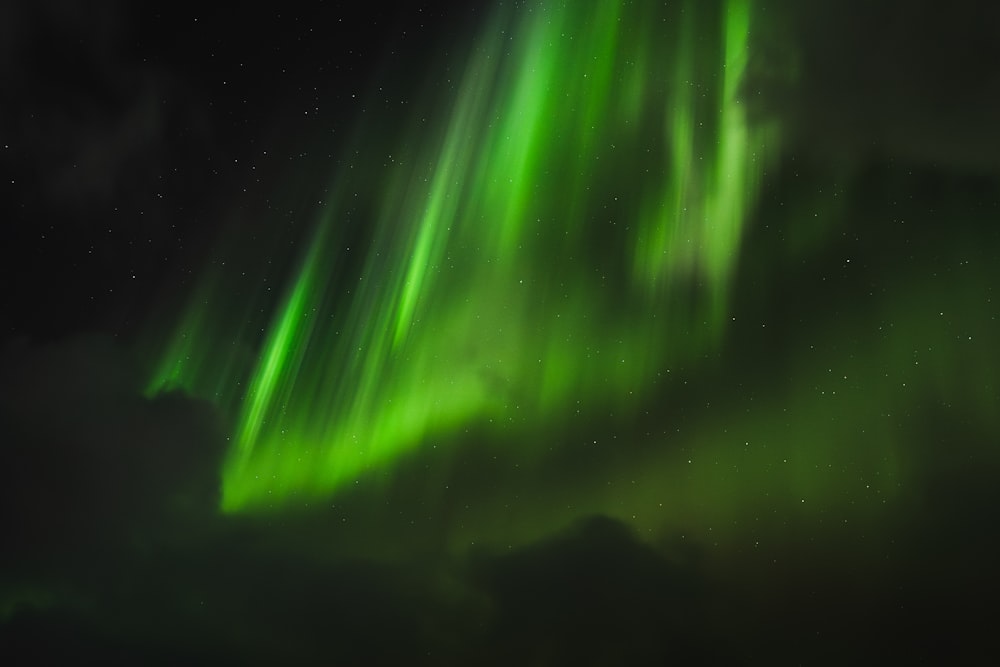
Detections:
[2, 1, 1000, 664]
[1, 1, 469, 340]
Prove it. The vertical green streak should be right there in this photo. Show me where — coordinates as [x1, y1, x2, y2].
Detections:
[633, 0, 773, 322]
[704, 0, 754, 315]
[392, 32, 506, 348]
[233, 219, 331, 457]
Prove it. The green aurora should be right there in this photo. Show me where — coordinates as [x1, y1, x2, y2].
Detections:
[4, 0, 1000, 660]
[143, 0, 782, 512]
[135, 0, 999, 573]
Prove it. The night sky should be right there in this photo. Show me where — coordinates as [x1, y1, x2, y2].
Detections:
[2, 1, 1000, 664]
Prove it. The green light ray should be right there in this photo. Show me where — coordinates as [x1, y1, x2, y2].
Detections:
[144, 0, 780, 512]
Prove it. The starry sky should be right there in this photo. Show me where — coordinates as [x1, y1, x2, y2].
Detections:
[2, 0, 999, 664]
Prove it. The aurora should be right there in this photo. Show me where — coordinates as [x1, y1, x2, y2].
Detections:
[142, 0, 778, 512]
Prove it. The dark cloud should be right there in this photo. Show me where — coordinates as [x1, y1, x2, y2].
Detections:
[0, 334, 464, 663]
[0, 334, 225, 588]
[467, 515, 717, 665]
[751, 0, 1000, 171]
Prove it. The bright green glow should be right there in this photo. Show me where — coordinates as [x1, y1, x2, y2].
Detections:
[632, 0, 771, 323]
[234, 219, 333, 457]
[144, 0, 779, 512]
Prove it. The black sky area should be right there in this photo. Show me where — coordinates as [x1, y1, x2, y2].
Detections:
[1, 0, 469, 341]
[2, 1, 1000, 664]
